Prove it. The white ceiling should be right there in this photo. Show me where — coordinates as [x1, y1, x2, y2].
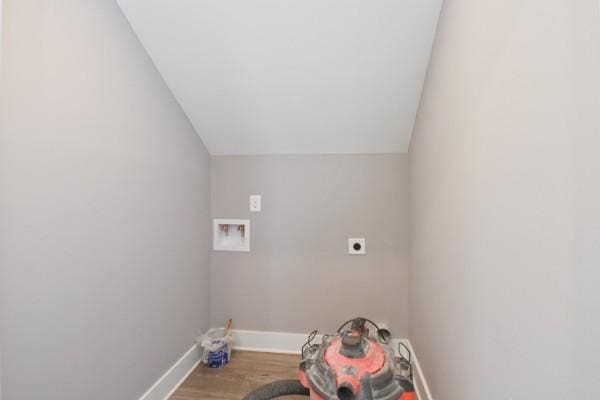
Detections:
[117, 0, 442, 155]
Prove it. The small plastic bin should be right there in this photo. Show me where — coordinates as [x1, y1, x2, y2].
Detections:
[199, 328, 233, 368]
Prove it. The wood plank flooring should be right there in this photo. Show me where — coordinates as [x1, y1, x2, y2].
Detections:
[170, 351, 306, 400]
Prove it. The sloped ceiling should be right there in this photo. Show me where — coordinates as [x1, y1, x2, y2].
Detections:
[117, 0, 442, 155]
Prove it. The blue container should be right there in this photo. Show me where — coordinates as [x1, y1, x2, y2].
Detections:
[206, 346, 229, 368]
[200, 328, 232, 368]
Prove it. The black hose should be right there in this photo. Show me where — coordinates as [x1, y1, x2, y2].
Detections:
[242, 379, 309, 400]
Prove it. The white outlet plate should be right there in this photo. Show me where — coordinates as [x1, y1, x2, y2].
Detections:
[348, 238, 366, 255]
[250, 195, 261, 212]
[213, 219, 250, 252]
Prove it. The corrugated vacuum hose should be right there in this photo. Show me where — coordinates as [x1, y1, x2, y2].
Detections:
[242, 379, 309, 399]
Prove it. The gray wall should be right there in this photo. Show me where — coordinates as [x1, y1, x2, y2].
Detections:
[409, 1, 600, 399]
[0, 1, 210, 399]
[210, 155, 409, 336]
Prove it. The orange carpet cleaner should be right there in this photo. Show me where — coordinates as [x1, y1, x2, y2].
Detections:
[242, 317, 416, 400]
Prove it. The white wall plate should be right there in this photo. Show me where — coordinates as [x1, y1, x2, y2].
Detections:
[250, 195, 262, 212]
[213, 219, 250, 252]
[348, 238, 366, 255]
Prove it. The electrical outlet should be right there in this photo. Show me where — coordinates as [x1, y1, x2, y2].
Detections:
[348, 238, 366, 255]
[250, 195, 262, 212]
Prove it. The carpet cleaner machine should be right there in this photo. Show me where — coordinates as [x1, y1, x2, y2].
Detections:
[242, 317, 416, 400]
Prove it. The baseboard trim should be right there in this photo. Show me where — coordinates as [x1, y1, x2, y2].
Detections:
[232, 329, 313, 354]
[232, 329, 432, 400]
[139, 344, 201, 400]
[400, 340, 433, 400]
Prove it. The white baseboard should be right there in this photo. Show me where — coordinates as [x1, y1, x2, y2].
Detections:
[231, 329, 313, 354]
[398, 340, 433, 400]
[232, 329, 432, 400]
[139, 344, 201, 400]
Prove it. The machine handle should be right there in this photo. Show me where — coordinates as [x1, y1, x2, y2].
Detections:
[336, 317, 391, 344]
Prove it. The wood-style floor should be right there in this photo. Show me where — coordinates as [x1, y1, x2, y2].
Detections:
[170, 351, 306, 400]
